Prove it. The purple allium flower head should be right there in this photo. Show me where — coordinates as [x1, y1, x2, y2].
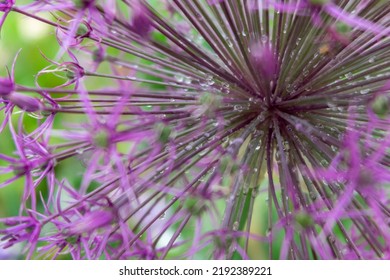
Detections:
[0, 0, 390, 260]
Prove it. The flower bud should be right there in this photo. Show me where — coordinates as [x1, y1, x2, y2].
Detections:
[8, 92, 43, 112]
[76, 21, 92, 39]
[371, 95, 389, 118]
[0, 0, 14, 13]
[61, 62, 85, 80]
[0, 77, 14, 97]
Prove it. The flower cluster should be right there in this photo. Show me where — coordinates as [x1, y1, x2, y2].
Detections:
[0, 0, 389, 259]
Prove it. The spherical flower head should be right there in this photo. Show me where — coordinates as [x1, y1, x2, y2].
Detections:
[0, 77, 14, 97]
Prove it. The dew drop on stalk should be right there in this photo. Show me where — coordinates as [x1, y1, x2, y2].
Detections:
[232, 221, 239, 231]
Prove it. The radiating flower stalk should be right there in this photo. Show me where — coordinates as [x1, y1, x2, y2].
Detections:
[0, 0, 389, 259]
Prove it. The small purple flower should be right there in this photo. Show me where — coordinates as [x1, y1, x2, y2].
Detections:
[0, 0, 13, 11]
[64, 210, 115, 236]
[0, 77, 14, 97]
[0, 215, 41, 259]
[6, 92, 43, 112]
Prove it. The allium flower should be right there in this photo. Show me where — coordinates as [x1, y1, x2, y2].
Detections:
[0, 0, 390, 260]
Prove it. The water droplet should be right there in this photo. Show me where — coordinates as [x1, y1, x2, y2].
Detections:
[225, 38, 233, 48]
[309, 191, 317, 200]
[345, 72, 353, 79]
[184, 76, 192, 84]
[283, 141, 290, 152]
[328, 235, 336, 243]
[206, 74, 215, 86]
[185, 144, 193, 151]
[234, 105, 243, 112]
[159, 212, 166, 219]
[127, 75, 137, 81]
[174, 74, 184, 83]
[295, 122, 303, 131]
[221, 82, 230, 94]
[252, 189, 258, 198]
[305, 85, 312, 91]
